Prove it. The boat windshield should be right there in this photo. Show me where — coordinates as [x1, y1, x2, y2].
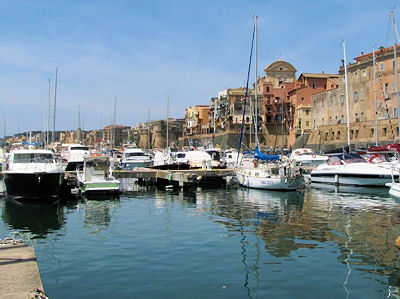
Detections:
[13, 153, 54, 163]
[177, 153, 186, 158]
[328, 153, 366, 164]
[71, 146, 89, 151]
[125, 152, 144, 157]
[343, 154, 367, 164]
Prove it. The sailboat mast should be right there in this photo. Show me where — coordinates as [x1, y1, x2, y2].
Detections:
[78, 105, 81, 143]
[343, 41, 351, 149]
[47, 78, 50, 149]
[148, 106, 151, 151]
[391, 10, 400, 142]
[373, 48, 379, 146]
[112, 95, 117, 149]
[166, 93, 169, 148]
[254, 14, 258, 146]
[52, 67, 58, 146]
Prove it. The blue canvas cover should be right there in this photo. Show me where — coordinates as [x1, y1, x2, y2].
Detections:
[254, 146, 280, 161]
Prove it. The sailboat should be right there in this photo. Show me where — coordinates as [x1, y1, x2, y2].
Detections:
[235, 15, 305, 191]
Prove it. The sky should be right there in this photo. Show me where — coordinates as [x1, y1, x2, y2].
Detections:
[0, 0, 399, 136]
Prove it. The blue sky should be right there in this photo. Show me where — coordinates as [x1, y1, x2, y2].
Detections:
[0, 0, 398, 136]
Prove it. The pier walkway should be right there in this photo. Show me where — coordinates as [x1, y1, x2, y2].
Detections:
[114, 167, 234, 187]
[0, 239, 45, 299]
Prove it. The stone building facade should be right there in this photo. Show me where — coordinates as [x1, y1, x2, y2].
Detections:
[307, 45, 400, 151]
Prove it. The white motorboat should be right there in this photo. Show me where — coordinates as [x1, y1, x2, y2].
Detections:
[61, 144, 90, 171]
[223, 149, 243, 168]
[0, 147, 6, 195]
[120, 147, 152, 170]
[311, 153, 398, 187]
[3, 149, 65, 199]
[76, 156, 120, 198]
[289, 148, 328, 167]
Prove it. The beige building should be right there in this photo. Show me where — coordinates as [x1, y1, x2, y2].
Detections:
[308, 45, 400, 150]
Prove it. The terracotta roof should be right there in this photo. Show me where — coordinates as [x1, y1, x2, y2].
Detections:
[299, 73, 339, 79]
[354, 44, 400, 62]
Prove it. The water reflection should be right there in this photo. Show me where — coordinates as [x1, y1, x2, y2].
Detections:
[83, 198, 120, 234]
[1, 199, 65, 239]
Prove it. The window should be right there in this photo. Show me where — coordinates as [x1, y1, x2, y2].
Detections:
[370, 128, 374, 137]
[337, 131, 341, 139]
[322, 118, 324, 125]
[361, 112, 364, 121]
[354, 90, 358, 101]
[312, 83, 317, 89]
[301, 97, 304, 101]
[340, 94, 344, 104]
[395, 107, 398, 118]
[355, 112, 359, 122]
[306, 121, 309, 127]
[383, 127, 387, 136]
[329, 116, 332, 125]
[350, 130, 354, 139]
[325, 132, 328, 141]
[355, 130, 359, 138]
[380, 63, 384, 71]
[266, 86, 270, 92]
[385, 83, 389, 96]
[341, 115, 344, 123]
[386, 109, 390, 119]
[322, 99, 325, 107]
[335, 116, 338, 123]
[354, 72, 358, 78]
[313, 119, 316, 129]
[306, 109, 309, 115]
[331, 131, 335, 140]
[362, 69, 366, 77]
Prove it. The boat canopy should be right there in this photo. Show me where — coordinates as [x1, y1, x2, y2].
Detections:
[368, 143, 400, 153]
[254, 146, 280, 161]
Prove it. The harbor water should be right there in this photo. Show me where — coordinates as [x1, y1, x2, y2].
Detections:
[1, 184, 400, 298]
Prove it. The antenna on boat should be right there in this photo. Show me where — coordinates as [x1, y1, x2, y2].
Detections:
[390, 9, 400, 142]
[52, 67, 58, 147]
[47, 78, 51, 149]
[166, 93, 169, 149]
[342, 41, 351, 149]
[148, 106, 151, 151]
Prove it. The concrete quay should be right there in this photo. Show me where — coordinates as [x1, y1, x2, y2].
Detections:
[0, 240, 45, 299]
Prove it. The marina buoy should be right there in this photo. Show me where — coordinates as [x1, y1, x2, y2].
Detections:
[395, 236, 400, 250]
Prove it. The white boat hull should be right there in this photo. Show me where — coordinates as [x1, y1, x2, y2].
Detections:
[389, 183, 400, 198]
[236, 172, 304, 190]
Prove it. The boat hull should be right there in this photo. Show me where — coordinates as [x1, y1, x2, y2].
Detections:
[389, 183, 400, 198]
[4, 172, 64, 199]
[120, 161, 152, 170]
[311, 172, 395, 186]
[78, 181, 120, 198]
[236, 173, 304, 190]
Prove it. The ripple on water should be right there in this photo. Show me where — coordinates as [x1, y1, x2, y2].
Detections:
[0, 186, 400, 298]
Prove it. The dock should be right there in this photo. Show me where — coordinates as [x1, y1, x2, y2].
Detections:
[0, 239, 45, 299]
[115, 167, 235, 188]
